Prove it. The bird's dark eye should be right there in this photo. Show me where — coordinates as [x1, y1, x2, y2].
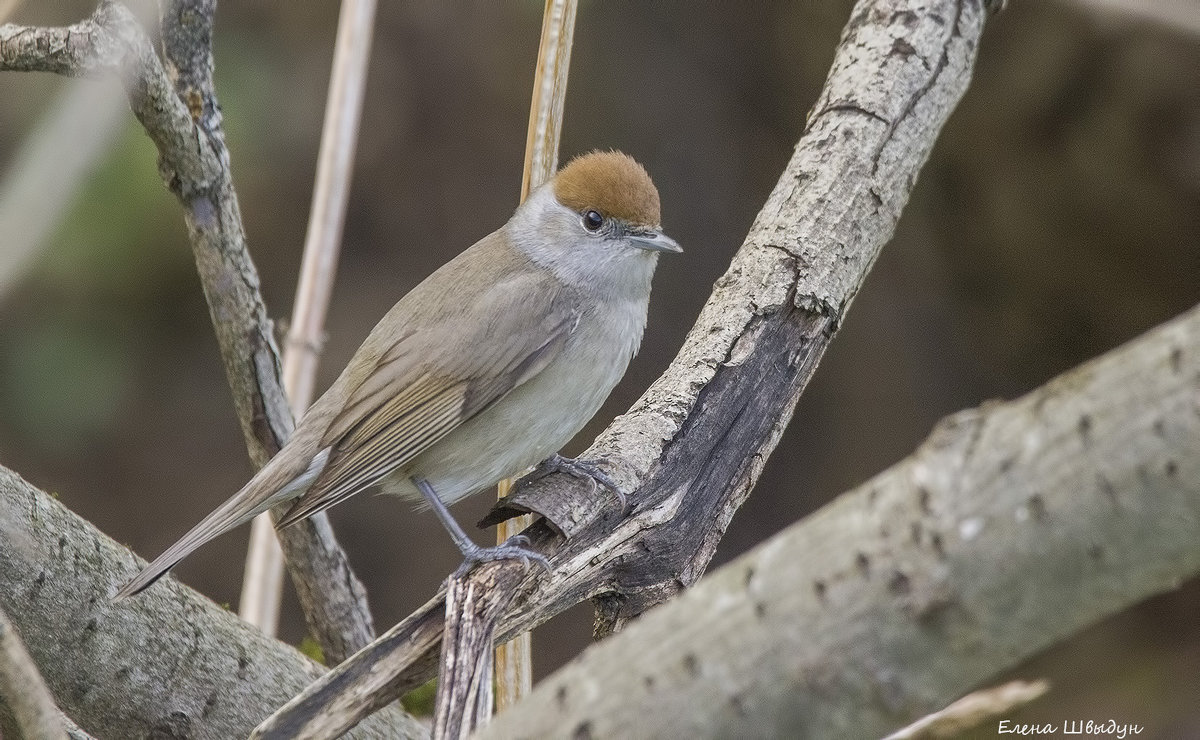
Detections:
[582, 209, 604, 232]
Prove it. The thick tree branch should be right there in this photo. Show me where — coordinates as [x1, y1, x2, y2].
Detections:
[1, 1, 374, 662]
[254, 0, 990, 735]
[0, 467, 420, 739]
[483, 303, 1200, 738]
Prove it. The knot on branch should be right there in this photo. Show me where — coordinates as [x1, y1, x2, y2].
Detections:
[794, 292, 842, 324]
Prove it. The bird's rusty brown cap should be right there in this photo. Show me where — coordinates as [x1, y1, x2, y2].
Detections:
[552, 150, 661, 229]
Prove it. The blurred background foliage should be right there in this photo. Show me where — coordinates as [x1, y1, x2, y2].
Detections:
[1, 0, 1197, 734]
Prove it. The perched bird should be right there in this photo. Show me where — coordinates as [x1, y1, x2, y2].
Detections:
[115, 150, 679, 599]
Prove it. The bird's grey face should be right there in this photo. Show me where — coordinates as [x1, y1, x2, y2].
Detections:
[510, 186, 680, 298]
[574, 203, 681, 257]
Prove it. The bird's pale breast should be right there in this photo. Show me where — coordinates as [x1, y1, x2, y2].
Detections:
[381, 294, 646, 504]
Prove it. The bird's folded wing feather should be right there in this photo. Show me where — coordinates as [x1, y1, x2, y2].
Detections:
[276, 266, 576, 527]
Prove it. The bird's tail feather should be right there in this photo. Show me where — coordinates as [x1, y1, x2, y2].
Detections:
[112, 447, 329, 601]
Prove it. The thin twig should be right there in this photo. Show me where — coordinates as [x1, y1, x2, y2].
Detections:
[0, 604, 67, 740]
[883, 680, 1051, 739]
[519, 0, 578, 199]
[491, 0, 579, 715]
[0, 0, 375, 663]
[159, 0, 377, 664]
[239, 0, 379, 639]
[491, 480, 532, 712]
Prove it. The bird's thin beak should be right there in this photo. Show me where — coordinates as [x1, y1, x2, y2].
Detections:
[629, 230, 682, 254]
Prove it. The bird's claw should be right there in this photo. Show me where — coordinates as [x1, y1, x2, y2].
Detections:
[454, 539, 551, 577]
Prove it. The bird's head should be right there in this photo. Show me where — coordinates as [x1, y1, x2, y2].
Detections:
[508, 150, 680, 297]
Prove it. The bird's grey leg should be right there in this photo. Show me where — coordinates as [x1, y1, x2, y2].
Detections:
[412, 477, 550, 573]
[530, 453, 628, 512]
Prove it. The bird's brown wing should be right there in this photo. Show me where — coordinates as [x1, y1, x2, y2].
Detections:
[276, 272, 576, 527]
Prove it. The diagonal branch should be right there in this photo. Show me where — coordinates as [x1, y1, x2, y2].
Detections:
[1, 2, 211, 179]
[253, 0, 991, 735]
[154, 0, 375, 662]
[482, 302, 1200, 737]
[1, 1, 374, 663]
[240, 0, 379, 641]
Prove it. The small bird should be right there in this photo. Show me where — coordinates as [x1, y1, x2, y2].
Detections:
[115, 150, 679, 599]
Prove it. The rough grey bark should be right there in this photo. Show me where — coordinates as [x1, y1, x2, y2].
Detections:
[0, 466, 421, 739]
[255, 0, 992, 735]
[0, 0, 374, 663]
[433, 566, 520, 739]
[482, 302, 1200, 739]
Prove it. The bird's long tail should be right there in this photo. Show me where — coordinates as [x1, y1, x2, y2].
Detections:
[112, 447, 329, 601]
